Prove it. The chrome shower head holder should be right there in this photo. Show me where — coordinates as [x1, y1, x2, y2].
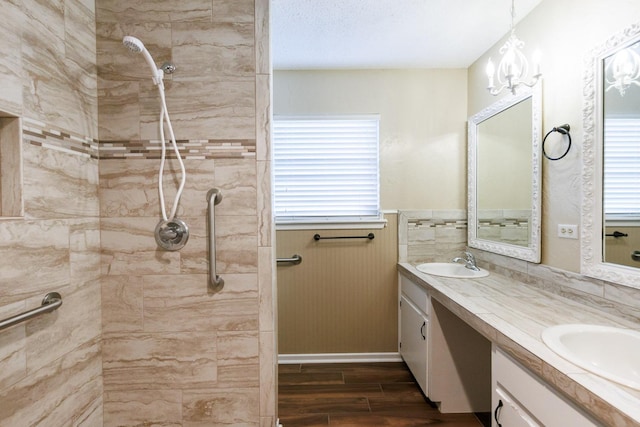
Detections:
[155, 218, 189, 251]
[161, 61, 176, 74]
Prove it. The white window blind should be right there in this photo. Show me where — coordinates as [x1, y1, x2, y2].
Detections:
[604, 117, 640, 219]
[273, 116, 380, 223]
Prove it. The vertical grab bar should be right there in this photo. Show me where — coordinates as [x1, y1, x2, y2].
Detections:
[207, 188, 224, 290]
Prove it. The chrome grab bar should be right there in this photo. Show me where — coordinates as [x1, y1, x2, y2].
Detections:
[0, 292, 62, 331]
[277, 254, 302, 265]
[206, 188, 224, 290]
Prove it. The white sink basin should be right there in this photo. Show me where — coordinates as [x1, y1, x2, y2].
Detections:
[542, 324, 640, 390]
[415, 262, 489, 278]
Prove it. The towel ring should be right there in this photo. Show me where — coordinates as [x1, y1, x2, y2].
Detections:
[542, 124, 572, 161]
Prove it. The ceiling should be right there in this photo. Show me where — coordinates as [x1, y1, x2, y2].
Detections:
[271, 0, 543, 70]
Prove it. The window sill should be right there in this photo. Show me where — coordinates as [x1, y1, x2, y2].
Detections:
[276, 218, 388, 231]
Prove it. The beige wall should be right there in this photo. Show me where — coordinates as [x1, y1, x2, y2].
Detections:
[274, 69, 468, 210]
[468, 0, 640, 271]
[0, 0, 103, 425]
[97, 0, 275, 425]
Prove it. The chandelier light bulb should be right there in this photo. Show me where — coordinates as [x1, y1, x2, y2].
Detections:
[606, 46, 640, 96]
[486, 0, 542, 96]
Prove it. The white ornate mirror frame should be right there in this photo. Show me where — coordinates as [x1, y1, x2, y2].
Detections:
[468, 84, 542, 263]
[582, 23, 640, 289]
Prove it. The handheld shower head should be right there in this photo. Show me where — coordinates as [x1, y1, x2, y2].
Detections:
[123, 35, 144, 53]
[122, 36, 163, 85]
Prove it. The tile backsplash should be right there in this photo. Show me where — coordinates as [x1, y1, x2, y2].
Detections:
[398, 209, 640, 324]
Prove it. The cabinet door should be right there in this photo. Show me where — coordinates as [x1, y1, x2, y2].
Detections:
[493, 386, 541, 427]
[400, 296, 428, 395]
[492, 346, 600, 427]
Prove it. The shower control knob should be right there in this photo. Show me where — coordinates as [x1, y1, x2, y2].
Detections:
[155, 218, 189, 251]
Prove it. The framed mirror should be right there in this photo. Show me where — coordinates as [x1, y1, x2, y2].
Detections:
[582, 23, 640, 288]
[468, 85, 542, 263]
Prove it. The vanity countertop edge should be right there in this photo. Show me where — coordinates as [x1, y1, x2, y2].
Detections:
[398, 262, 640, 427]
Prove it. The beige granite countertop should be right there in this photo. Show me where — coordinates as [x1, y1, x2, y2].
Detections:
[398, 262, 640, 427]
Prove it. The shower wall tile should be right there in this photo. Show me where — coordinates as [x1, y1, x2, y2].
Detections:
[140, 79, 257, 140]
[70, 218, 102, 284]
[25, 279, 102, 375]
[143, 273, 258, 302]
[103, 389, 183, 427]
[96, 22, 172, 82]
[0, 302, 27, 388]
[216, 215, 259, 273]
[103, 249, 182, 276]
[0, 219, 69, 304]
[213, 0, 255, 23]
[258, 246, 275, 331]
[257, 160, 273, 247]
[97, 79, 141, 140]
[0, 0, 103, 425]
[259, 330, 276, 417]
[214, 158, 258, 216]
[0, 1, 24, 115]
[102, 332, 218, 389]
[255, 0, 270, 75]
[143, 290, 259, 332]
[172, 22, 255, 79]
[22, 0, 98, 139]
[96, 0, 212, 23]
[97, 0, 272, 425]
[256, 74, 271, 161]
[64, 0, 97, 75]
[99, 158, 163, 217]
[182, 388, 260, 426]
[218, 331, 259, 365]
[75, 395, 104, 427]
[101, 156, 259, 262]
[101, 275, 144, 333]
[0, 339, 102, 427]
[100, 216, 164, 252]
[23, 143, 100, 219]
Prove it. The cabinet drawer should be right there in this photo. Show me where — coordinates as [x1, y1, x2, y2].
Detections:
[400, 274, 429, 315]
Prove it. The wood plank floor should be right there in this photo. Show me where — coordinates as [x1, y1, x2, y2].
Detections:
[278, 362, 490, 426]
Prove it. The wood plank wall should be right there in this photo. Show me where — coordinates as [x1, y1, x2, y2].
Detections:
[276, 214, 398, 354]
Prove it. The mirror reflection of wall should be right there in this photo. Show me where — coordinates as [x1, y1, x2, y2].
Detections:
[476, 97, 533, 247]
[603, 38, 640, 268]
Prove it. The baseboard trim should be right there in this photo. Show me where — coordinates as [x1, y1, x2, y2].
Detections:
[278, 352, 403, 364]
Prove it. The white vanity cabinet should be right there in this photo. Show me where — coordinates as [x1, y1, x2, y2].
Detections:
[492, 346, 600, 427]
[399, 274, 429, 395]
[398, 272, 491, 413]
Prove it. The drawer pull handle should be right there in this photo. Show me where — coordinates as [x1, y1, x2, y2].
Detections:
[420, 321, 426, 340]
[494, 399, 503, 427]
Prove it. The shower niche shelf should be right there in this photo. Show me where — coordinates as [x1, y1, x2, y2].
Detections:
[0, 113, 23, 218]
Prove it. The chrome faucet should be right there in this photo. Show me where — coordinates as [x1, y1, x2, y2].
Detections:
[452, 251, 481, 271]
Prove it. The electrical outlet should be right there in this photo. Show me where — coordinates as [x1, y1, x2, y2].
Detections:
[558, 224, 579, 239]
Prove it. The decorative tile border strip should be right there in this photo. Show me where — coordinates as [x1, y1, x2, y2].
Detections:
[478, 218, 530, 228]
[20, 118, 256, 160]
[22, 117, 99, 159]
[99, 139, 256, 160]
[408, 218, 468, 229]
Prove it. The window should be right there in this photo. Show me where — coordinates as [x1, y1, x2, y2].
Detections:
[604, 117, 640, 221]
[273, 116, 382, 228]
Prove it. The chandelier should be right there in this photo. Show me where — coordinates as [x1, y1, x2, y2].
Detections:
[486, 0, 542, 96]
[605, 45, 640, 96]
